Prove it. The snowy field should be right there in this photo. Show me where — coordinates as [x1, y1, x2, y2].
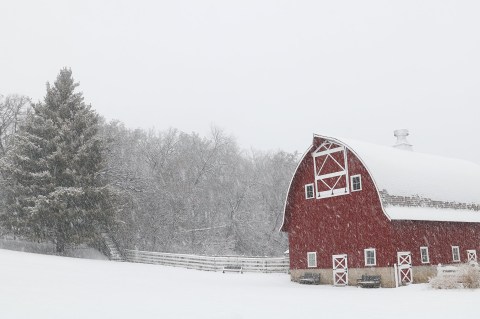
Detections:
[0, 249, 478, 319]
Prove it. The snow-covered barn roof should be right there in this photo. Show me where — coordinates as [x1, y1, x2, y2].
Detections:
[315, 134, 480, 222]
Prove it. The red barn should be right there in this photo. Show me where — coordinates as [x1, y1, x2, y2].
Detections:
[281, 130, 480, 287]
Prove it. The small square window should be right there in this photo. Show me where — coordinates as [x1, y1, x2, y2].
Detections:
[420, 247, 429, 264]
[364, 248, 376, 266]
[351, 175, 362, 192]
[305, 184, 314, 199]
[307, 252, 317, 268]
[452, 246, 460, 262]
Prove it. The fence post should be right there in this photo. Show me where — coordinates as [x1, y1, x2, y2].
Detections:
[394, 264, 399, 288]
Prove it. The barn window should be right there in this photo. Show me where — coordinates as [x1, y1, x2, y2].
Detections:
[420, 247, 429, 263]
[305, 184, 314, 199]
[351, 175, 362, 192]
[364, 248, 376, 266]
[307, 252, 317, 268]
[452, 246, 460, 262]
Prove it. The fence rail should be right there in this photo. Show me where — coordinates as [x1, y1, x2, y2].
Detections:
[124, 249, 289, 273]
[436, 263, 480, 278]
[437, 265, 461, 277]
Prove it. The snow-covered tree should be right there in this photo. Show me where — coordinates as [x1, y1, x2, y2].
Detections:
[0, 94, 30, 158]
[102, 122, 296, 256]
[0, 68, 114, 253]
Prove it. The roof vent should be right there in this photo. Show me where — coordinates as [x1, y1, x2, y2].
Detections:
[393, 129, 413, 151]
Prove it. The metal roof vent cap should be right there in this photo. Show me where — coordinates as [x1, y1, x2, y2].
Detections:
[393, 129, 413, 151]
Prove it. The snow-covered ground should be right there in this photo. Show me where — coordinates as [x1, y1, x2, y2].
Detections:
[0, 249, 477, 319]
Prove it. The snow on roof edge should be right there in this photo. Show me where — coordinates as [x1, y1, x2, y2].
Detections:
[386, 206, 480, 223]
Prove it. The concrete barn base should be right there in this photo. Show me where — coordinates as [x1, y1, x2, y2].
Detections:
[291, 265, 438, 288]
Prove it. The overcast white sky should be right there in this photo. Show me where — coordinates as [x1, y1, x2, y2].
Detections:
[1, 1, 479, 164]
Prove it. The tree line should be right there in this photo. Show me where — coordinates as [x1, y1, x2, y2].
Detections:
[0, 69, 297, 256]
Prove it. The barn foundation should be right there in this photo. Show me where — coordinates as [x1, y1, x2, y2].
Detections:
[291, 265, 439, 288]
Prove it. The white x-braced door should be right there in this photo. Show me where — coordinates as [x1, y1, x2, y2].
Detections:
[332, 254, 348, 286]
[397, 251, 413, 284]
[467, 250, 477, 264]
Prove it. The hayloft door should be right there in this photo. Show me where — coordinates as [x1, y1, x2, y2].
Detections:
[397, 251, 413, 284]
[467, 250, 477, 263]
[332, 254, 348, 286]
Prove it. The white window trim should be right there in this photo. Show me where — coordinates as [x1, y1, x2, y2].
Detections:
[467, 249, 477, 263]
[364, 248, 376, 266]
[452, 246, 460, 262]
[307, 252, 317, 268]
[420, 246, 430, 264]
[350, 174, 362, 192]
[305, 183, 314, 199]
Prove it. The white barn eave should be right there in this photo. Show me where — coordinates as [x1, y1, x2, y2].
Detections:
[387, 206, 480, 223]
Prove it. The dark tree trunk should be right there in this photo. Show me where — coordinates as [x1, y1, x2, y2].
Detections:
[56, 236, 65, 254]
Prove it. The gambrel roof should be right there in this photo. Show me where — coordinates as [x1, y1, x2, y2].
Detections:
[315, 134, 480, 222]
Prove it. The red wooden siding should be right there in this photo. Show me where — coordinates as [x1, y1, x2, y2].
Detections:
[391, 221, 480, 265]
[283, 136, 480, 270]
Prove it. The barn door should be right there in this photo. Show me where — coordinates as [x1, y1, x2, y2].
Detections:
[467, 250, 477, 263]
[312, 140, 350, 199]
[332, 254, 348, 286]
[397, 251, 413, 284]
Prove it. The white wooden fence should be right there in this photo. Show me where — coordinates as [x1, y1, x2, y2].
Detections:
[436, 264, 461, 277]
[436, 263, 480, 279]
[124, 249, 289, 273]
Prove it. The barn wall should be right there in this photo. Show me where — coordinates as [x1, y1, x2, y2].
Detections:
[284, 137, 394, 270]
[283, 136, 480, 285]
[390, 220, 480, 265]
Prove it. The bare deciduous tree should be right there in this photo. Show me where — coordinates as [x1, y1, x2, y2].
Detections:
[0, 94, 30, 157]
[102, 123, 297, 256]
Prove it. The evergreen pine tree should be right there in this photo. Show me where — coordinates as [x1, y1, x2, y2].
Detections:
[0, 68, 114, 253]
